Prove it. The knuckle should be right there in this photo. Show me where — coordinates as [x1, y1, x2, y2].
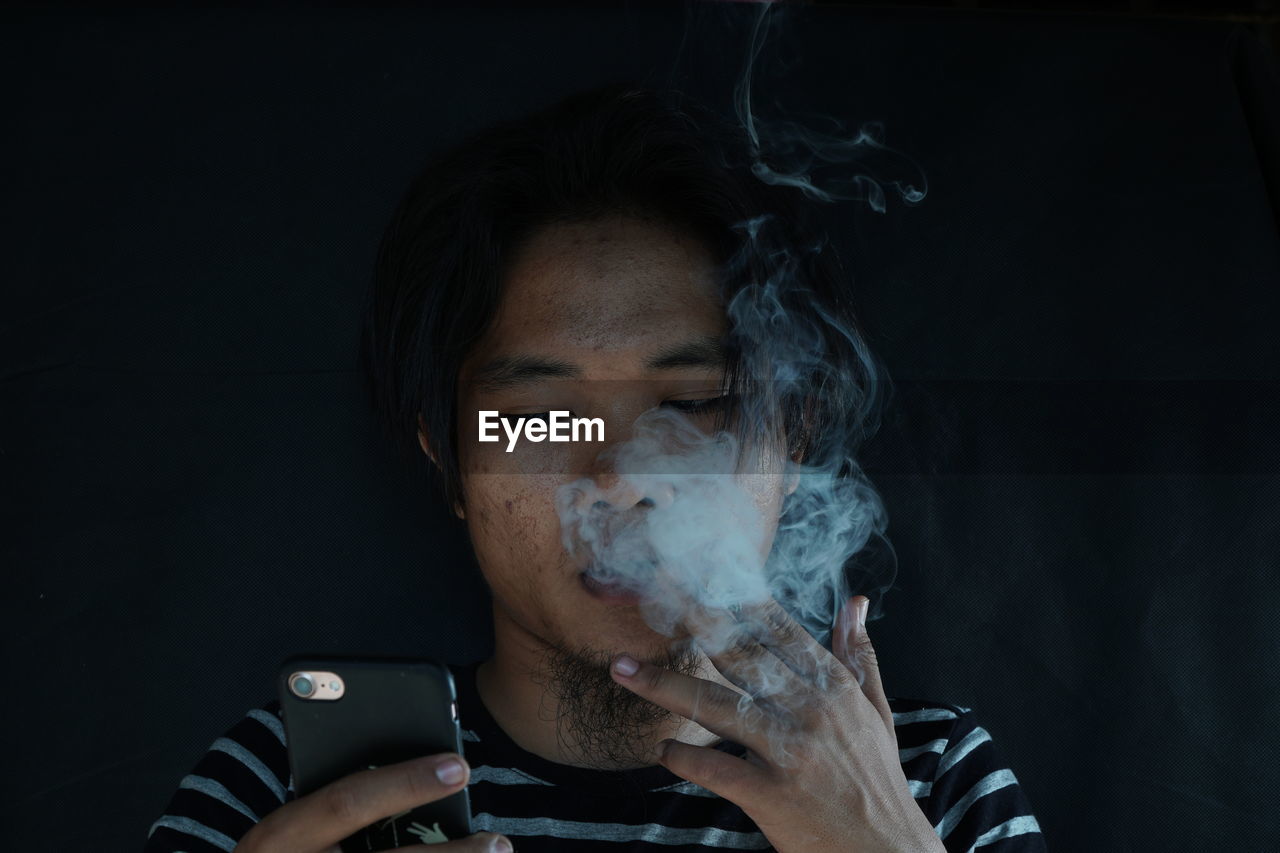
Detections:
[823, 656, 854, 687]
[737, 691, 762, 717]
[741, 697, 767, 726]
[642, 664, 666, 692]
[754, 690, 783, 717]
[320, 773, 366, 823]
[701, 757, 748, 792]
[727, 629, 757, 659]
[765, 601, 797, 635]
[845, 643, 875, 678]
[772, 619, 800, 646]
[404, 757, 449, 802]
[707, 684, 737, 716]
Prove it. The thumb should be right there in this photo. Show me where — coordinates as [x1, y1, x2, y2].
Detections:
[836, 596, 894, 736]
[832, 595, 859, 673]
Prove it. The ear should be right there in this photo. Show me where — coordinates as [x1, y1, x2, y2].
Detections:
[417, 415, 466, 520]
[783, 395, 816, 496]
[783, 462, 801, 497]
[416, 414, 440, 468]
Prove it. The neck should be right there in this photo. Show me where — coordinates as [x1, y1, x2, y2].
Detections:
[474, 604, 729, 770]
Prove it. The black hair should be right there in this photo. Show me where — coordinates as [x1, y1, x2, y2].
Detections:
[358, 85, 886, 514]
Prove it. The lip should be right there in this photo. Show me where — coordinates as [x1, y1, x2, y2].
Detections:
[579, 570, 645, 605]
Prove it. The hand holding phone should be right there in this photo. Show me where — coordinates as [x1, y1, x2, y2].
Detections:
[232, 753, 510, 852]
[233, 655, 504, 852]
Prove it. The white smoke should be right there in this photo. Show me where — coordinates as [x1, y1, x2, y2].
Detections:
[554, 0, 919, 756]
[735, 1, 928, 211]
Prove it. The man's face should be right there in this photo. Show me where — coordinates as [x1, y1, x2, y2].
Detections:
[443, 215, 792, 665]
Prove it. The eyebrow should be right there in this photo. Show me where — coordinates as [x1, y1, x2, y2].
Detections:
[643, 335, 727, 371]
[469, 335, 727, 393]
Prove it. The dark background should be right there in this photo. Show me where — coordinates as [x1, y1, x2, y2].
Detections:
[3, 2, 1278, 851]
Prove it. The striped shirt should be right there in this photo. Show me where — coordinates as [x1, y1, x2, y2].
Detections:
[145, 661, 1046, 852]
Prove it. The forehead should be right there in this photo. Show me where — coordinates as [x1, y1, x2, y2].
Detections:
[481, 216, 726, 358]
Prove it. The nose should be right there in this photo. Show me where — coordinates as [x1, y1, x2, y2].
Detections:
[579, 469, 675, 513]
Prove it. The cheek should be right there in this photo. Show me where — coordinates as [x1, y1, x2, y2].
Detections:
[749, 480, 787, 558]
[462, 474, 566, 590]
[733, 463, 790, 560]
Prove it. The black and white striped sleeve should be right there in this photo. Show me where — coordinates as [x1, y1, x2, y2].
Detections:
[916, 707, 1046, 853]
[144, 702, 291, 853]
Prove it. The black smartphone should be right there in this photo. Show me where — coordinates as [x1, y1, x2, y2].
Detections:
[277, 654, 473, 851]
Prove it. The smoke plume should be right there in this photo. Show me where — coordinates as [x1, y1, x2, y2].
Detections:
[555, 0, 924, 756]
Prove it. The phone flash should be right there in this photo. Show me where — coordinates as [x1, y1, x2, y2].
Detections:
[288, 670, 345, 701]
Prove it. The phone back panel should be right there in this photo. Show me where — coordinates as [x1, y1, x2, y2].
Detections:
[277, 655, 472, 850]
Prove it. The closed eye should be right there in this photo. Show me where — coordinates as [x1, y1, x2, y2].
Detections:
[499, 398, 732, 424]
[662, 394, 733, 414]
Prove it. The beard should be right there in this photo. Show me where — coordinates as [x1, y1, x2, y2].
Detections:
[532, 639, 704, 770]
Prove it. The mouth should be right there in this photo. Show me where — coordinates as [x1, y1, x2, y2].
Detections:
[577, 558, 658, 606]
[579, 570, 644, 605]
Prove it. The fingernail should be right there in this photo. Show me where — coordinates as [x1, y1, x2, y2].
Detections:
[613, 655, 639, 677]
[435, 757, 466, 785]
[857, 598, 869, 630]
[491, 836, 513, 852]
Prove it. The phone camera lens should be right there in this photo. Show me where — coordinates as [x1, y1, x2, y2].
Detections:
[292, 674, 315, 697]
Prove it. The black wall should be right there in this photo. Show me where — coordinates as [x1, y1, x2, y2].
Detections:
[3, 4, 1278, 850]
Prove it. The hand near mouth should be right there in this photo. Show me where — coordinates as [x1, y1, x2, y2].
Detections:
[609, 595, 946, 853]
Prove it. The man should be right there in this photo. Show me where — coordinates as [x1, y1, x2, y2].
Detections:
[145, 86, 1045, 852]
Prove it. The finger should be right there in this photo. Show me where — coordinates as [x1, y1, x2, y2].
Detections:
[657, 738, 770, 806]
[837, 596, 893, 735]
[738, 596, 852, 690]
[244, 753, 471, 852]
[393, 832, 513, 851]
[831, 596, 860, 677]
[610, 654, 772, 753]
[681, 602, 805, 706]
